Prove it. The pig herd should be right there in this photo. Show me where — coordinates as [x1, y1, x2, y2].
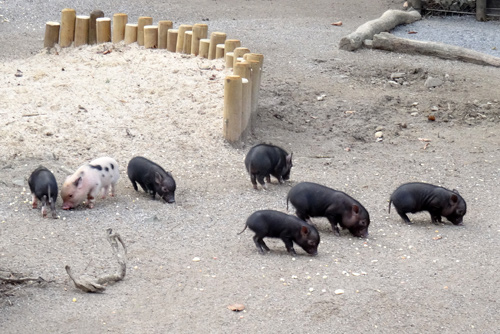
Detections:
[27, 143, 467, 257]
[28, 156, 176, 218]
[240, 143, 467, 256]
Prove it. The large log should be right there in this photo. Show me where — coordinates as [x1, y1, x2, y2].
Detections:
[372, 32, 500, 68]
[339, 9, 421, 51]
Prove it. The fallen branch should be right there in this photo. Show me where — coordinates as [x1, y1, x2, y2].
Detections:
[372, 32, 500, 68]
[0, 275, 46, 284]
[339, 9, 421, 51]
[66, 228, 127, 293]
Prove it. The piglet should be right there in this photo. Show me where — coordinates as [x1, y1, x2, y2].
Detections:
[28, 166, 58, 218]
[60, 157, 120, 210]
[287, 182, 370, 238]
[389, 182, 467, 225]
[238, 210, 320, 255]
[127, 156, 176, 203]
[244, 143, 293, 190]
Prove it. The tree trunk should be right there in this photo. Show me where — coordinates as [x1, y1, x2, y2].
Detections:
[372, 32, 500, 68]
[339, 9, 421, 51]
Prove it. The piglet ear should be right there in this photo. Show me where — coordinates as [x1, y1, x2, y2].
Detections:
[300, 225, 309, 236]
[155, 172, 163, 185]
[450, 194, 458, 204]
[74, 176, 83, 189]
[352, 204, 360, 214]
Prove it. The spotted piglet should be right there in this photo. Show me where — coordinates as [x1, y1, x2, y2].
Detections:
[61, 157, 120, 210]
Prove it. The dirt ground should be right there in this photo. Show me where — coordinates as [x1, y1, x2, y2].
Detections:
[1, 0, 500, 333]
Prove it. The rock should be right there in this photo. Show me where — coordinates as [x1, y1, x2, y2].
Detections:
[410, 112, 418, 116]
[390, 72, 405, 79]
[425, 77, 443, 88]
[12, 179, 25, 187]
[375, 131, 383, 138]
[375, 126, 384, 131]
[431, 106, 439, 111]
[388, 80, 399, 87]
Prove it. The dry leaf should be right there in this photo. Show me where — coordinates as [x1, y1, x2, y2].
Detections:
[428, 115, 436, 121]
[408, 31, 418, 34]
[228, 303, 245, 311]
[331, 21, 342, 26]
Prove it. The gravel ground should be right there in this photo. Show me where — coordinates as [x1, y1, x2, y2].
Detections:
[2, 1, 500, 333]
[392, 15, 500, 56]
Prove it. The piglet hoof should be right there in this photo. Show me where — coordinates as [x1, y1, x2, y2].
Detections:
[253, 184, 258, 190]
[32, 204, 37, 209]
[87, 203, 95, 209]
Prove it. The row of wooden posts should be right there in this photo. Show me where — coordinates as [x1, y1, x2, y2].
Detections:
[43, 8, 264, 145]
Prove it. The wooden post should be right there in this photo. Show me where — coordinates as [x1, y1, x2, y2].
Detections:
[167, 29, 178, 52]
[89, 10, 104, 45]
[137, 16, 153, 46]
[476, 0, 487, 21]
[44, 22, 60, 48]
[74, 16, 90, 47]
[233, 47, 250, 68]
[225, 52, 234, 68]
[144, 25, 158, 48]
[243, 53, 264, 129]
[215, 44, 225, 59]
[223, 75, 243, 145]
[233, 62, 252, 140]
[112, 13, 128, 43]
[60, 8, 76, 47]
[124, 23, 138, 44]
[209, 32, 227, 60]
[191, 23, 208, 56]
[176, 24, 193, 52]
[96, 18, 111, 43]
[224, 39, 241, 60]
[183, 31, 193, 54]
[199, 39, 210, 58]
[158, 20, 173, 49]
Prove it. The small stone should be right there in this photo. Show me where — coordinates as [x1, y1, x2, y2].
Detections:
[12, 179, 25, 187]
[390, 72, 405, 79]
[334, 289, 344, 295]
[192, 257, 201, 262]
[374, 131, 383, 138]
[425, 77, 443, 88]
[388, 80, 399, 87]
[431, 106, 439, 111]
[375, 126, 384, 131]
[410, 112, 418, 117]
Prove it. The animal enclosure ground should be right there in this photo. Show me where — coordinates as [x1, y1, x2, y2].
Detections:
[1, 0, 500, 333]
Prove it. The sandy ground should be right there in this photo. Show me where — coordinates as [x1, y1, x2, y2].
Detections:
[1, 0, 500, 333]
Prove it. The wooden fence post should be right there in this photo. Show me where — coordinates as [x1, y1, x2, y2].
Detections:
[60, 8, 76, 47]
[44, 22, 60, 48]
[209, 32, 227, 59]
[89, 10, 104, 45]
[223, 75, 243, 145]
[192, 23, 208, 56]
[144, 25, 158, 48]
[176, 24, 193, 52]
[112, 13, 128, 43]
[158, 20, 173, 49]
[96, 17, 111, 43]
[137, 16, 153, 46]
[124, 23, 138, 44]
[74, 16, 90, 47]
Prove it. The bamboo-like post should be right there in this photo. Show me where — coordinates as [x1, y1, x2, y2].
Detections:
[476, 0, 487, 21]
[223, 75, 243, 145]
[112, 13, 128, 43]
[96, 17, 111, 43]
[158, 20, 173, 49]
[233, 47, 250, 67]
[224, 39, 241, 59]
[124, 23, 138, 44]
[199, 39, 210, 58]
[176, 24, 193, 53]
[44, 22, 60, 48]
[89, 10, 104, 45]
[225, 52, 234, 68]
[209, 32, 227, 60]
[167, 29, 178, 52]
[233, 62, 252, 140]
[60, 8, 76, 47]
[216, 44, 225, 59]
[74, 15, 90, 47]
[243, 53, 264, 129]
[144, 25, 158, 48]
[137, 16, 153, 46]
[183, 31, 193, 54]
[191, 23, 208, 56]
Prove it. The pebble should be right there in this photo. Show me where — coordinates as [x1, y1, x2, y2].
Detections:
[410, 112, 418, 116]
[390, 72, 406, 79]
[192, 257, 201, 262]
[334, 289, 344, 295]
[425, 76, 444, 88]
[374, 131, 383, 138]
